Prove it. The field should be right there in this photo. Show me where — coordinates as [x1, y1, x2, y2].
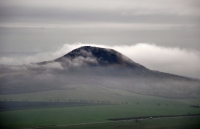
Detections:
[38, 117, 200, 129]
[0, 85, 200, 129]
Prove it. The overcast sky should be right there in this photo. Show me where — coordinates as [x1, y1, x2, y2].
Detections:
[0, 0, 200, 78]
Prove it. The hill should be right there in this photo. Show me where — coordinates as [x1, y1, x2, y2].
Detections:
[0, 46, 200, 99]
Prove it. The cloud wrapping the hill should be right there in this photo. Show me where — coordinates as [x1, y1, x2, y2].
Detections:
[0, 43, 200, 79]
[113, 44, 200, 79]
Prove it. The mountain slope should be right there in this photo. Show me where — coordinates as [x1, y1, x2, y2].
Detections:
[38, 46, 195, 79]
[55, 46, 145, 68]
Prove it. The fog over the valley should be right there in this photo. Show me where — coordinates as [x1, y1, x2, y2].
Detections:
[1, 59, 200, 99]
[0, 43, 200, 79]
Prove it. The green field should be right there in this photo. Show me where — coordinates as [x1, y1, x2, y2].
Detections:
[40, 117, 200, 129]
[1, 104, 200, 129]
[0, 85, 200, 129]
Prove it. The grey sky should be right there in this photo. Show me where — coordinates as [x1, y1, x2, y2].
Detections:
[0, 0, 199, 51]
[0, 0, 200, 78]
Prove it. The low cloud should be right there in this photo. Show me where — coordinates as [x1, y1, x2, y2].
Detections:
[40, 62, 63, 70]
[112, 44, 200, 79]
[0, 43, 200, 79]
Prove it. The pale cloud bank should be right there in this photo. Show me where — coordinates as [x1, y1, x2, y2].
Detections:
[0, 43, 200, 79]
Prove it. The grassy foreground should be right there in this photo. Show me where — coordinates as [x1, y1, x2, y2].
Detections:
[42, 117, 200, 129]
[0, 86, 200, 129]
[0, 104, 200, 129]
